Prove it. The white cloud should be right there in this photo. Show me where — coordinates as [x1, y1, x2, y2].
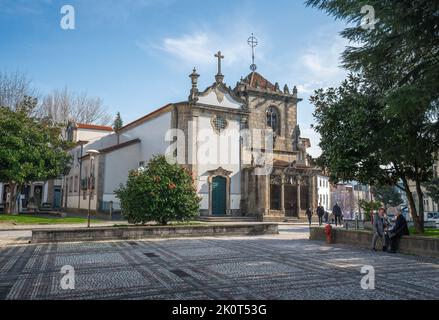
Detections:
[144, 19, 264, 71]
[151, 31, 250, 68]
[301, 127, 322, 159]
[294, 35, 349, 95]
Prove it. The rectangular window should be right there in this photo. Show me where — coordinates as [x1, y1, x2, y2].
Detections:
[74, 176, 78, 192]
[69, 177, 73, 193]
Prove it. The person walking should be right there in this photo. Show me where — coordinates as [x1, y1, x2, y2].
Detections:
[386, 209, 409, 253]
[305, 207, 313, 226]
[371, 207, 388, 251]
[317, 203, 325, 226]
[332, 203, 342, 226]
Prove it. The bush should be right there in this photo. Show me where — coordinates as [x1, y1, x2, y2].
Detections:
[115, 155, 201, 225]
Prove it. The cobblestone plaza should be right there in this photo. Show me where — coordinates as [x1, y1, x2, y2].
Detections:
[0, 227, 438, 300]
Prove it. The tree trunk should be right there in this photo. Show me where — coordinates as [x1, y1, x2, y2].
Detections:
[401, 177, 424, 234]
[415, 179, 425, 231]
[6, 182, 19, 215]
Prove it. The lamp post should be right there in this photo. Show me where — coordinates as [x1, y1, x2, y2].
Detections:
[86, 149, 100, 228]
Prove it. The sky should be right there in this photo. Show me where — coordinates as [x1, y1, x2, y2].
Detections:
[0, 0, 350, 157]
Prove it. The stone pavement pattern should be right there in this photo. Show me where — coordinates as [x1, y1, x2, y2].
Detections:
[0, 226, 438, 300]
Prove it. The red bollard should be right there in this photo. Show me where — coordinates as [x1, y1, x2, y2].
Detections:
[324, 224, 333, 244]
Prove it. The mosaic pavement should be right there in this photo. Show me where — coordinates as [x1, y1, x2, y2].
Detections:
[0, 226, 438, 300]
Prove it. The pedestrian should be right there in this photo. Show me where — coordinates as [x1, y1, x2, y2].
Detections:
[324, 210, 329, 224]
[317, 203, 325, 226]
[333, 203, 342, 226]
[371, 207, 388, 251]
[385, 209, 409, 253]
[306, 207, 313, 226]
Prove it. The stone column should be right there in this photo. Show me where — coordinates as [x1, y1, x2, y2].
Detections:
[280, 174, 285, 214]
[312, 175, 318, 210]
[297, 177, 301, 218]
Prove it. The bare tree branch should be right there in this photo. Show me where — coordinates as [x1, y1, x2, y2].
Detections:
[0, 70, 37, 110]
[36, 87, 112, 125]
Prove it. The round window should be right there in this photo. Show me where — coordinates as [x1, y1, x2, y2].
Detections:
[212, 115, 228, 133]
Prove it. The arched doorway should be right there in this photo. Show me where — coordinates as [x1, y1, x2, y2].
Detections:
[212, 176, 227, 215]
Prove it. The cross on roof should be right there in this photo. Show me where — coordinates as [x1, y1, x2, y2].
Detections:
[215, 51, 224, 75]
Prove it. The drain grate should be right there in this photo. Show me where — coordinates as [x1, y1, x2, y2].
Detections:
[171, 269, 191, 278]
[128, 241, 138, 246]
[143, 252, 158, 258]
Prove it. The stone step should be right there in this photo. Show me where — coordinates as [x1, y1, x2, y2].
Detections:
[198, 216, 261, 222]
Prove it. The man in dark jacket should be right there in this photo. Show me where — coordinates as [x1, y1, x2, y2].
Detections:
[386, 209, 409, 253]
[332, 203, 342, 226]
[317, 203, 325, 226]
[305, 207, 313, 226]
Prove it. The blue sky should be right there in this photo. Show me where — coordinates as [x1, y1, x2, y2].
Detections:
[0, 0, 349, 156]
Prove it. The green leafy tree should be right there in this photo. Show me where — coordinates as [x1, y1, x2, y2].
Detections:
[371, 185, 403, 208]
[115, 155, 201, 225]
[113, 111, 123, 132]
[306, 0, 439, 233]
[311, 75, 436, 233]
[0, 101, 72, 214]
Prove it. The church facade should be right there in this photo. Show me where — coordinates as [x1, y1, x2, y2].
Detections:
[63, 52, 321, 221]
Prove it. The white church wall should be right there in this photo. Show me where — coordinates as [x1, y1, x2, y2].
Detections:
[196, 113, 242, 210]
[103, 142, 141, 200]
[119, 112, 172, 162]
[197, 91, 243, 110]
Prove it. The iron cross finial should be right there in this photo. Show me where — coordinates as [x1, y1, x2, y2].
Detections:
[247, 33, 258, 72]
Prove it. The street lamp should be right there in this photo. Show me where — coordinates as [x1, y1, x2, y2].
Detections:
[85, 149, 100, 228]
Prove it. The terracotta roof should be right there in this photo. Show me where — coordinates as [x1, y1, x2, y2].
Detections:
[76, 123, 113, 132]
[243, 72, 276, 92]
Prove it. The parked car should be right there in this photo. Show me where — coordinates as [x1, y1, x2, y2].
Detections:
[426, 212, 439, 223]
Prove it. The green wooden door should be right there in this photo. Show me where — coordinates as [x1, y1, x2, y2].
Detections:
[53, 188, 62, 208]
[212, 176, 226, 215]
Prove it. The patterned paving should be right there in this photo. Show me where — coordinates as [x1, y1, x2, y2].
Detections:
[0, 227, 438, 300]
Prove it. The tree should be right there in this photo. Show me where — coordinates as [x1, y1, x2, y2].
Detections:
[306, 0, 439, 234]
[113, 112, 123, 131]
[371, 185, 403, 208]
[0, 70, 37, 111]
[35, 87, 112, 125]
[0, 101, 72, 214]
[115, 155, 201, 225]
[311, 75, 436, 234]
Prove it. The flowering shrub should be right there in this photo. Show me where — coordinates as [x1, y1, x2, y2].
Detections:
[115, 155, 201, 225]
